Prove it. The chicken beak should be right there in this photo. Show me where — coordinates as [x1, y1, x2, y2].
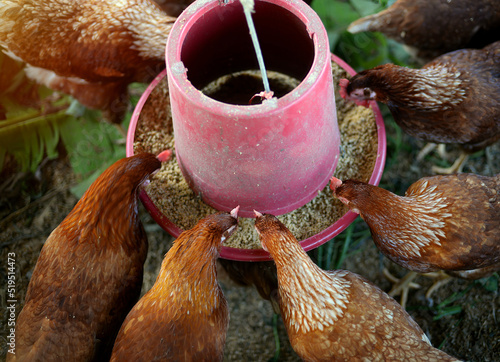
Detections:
[359, 99, 371, 108]
[253, 210, 268, 252]
[230, 205, 240, 219]
[157, 149, 172, 162]
[330, 176, 343, 192]
[253, 210, 262, 237]
[221, 206, 240, 243]
[350, 207, 360, 215]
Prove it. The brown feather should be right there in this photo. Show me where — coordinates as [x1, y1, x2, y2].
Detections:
[110, 211, 238, 361]
[333, 174, 500, 275]
[0, 0, 175, 83]
[7, 153, 162, 362]
[0, 0, 176, 123]
[255, 213, 459, 361]
[347, 0, 500, 60]
[344, 41, 500, 153]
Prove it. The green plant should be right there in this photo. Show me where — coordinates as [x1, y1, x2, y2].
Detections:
[0, 105, 72, 172]
[64, 110, 127, 197]
[268, 313, 281, 362]
[427, 274, 498, 321]
[314, 218, 371, 270]
[67, 84, 145, 196]
[431, 284, 471, 321]
[0, 58, 127, 183]
[312, 0, 413, 71]
[475, 273, 499, 292]
[0, 54, 71, 172]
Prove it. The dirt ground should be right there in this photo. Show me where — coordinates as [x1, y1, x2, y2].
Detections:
[1, 120, 499, 361]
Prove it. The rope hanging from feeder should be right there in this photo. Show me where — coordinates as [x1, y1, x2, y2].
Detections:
[239, 0, 275, 102]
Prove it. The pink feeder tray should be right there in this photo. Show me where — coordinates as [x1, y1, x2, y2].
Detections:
[126, 0, 386, 261]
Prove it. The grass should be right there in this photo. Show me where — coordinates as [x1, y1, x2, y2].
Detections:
[399, 274, 499, 328]
[431, 283, 474, 321]
[269, 313, 281, 362]
[313, 218, 372, 271]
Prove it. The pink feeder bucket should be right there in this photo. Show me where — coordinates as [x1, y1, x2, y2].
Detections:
[126, 0, 387, 261]
[165, 0, 340, 217]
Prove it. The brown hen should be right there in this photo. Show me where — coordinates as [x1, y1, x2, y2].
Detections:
[331, 175, 500, 305]
[6, 151, 171, 362]
[110, 207, 239, 361]
[0, 0, 176, 125]
[348, 0, 500, 60]
[339, 41, 500, 173]
[254, 212, 459, 361]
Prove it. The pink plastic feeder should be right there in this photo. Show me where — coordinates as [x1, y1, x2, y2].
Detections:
[126, 0, 387, 261]
[165, 0, 340, 218]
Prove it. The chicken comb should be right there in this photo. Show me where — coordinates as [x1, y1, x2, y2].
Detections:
[330, 176, 343, 191]
[157, 150, 172, 162]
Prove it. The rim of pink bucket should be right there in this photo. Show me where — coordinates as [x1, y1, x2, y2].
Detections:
[126, 54, 386, 261]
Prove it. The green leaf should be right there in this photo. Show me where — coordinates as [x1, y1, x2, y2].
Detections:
[60, 112, 125, 179]
[334, 32, 388, 71]
[433, 305, 462, 321]
[350, 0, 383, 17]
[313, 0, 412, 70]
[475, 274, 499, 292]
[314, 0, 359, 32]
[0, 107, 73, 172]
[0, 54, 77, 173]
[70, 159, 115, 198]
[387, 39, 416, 66]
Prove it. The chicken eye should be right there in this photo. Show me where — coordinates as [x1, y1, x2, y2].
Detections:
[363, 88, 372, 97]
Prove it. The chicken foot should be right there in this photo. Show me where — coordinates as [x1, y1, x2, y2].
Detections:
[416, 143, 450, 161]
[383, 269, 421, 309]
[423, 271, 453, 304]
[431, 152, 468, 174]
[417, 143, 468, 174]
[384, 269, 455, 308]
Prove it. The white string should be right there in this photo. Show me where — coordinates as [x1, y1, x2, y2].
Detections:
[240, 0, 272, 95]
